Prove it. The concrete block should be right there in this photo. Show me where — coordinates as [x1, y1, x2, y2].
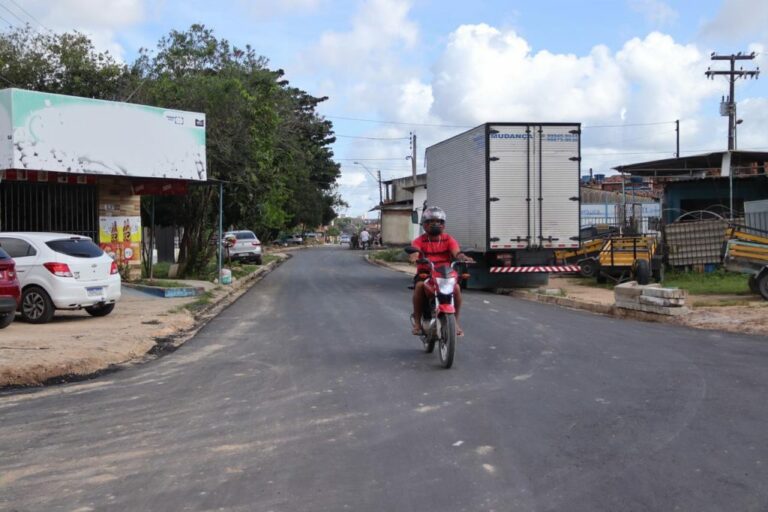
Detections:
[614, 282, 643, 299]
[615, 299, 690, 316]
[642, 287, 687, 300]
[639, 295, 686, 307]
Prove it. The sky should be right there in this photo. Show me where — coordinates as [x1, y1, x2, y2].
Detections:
[2, 0, 768, 217]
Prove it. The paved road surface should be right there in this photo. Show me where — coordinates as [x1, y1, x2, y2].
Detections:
[2, 247, 768, 511]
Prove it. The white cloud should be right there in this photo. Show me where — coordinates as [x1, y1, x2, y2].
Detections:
[735, 97, 768, 150]
[615, 32, 720, 126]
[19, 0, 146, 60]
[338, 170, 368, 188]
[700, 0, 768, 41]
[430, 24, 627, 124]
[629, 0, 678, 26]
[240, 0, 324, 19]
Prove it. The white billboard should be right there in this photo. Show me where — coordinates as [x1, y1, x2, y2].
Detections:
[0, 88, 206, 180]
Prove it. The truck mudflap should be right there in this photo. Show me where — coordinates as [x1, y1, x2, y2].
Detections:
[490, 265, 580, 273]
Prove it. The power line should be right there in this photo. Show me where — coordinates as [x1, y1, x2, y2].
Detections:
[327, 115, 471, 129]
[7, 0, 52, 33]
[0, 2, 26, 27]
[335, 134, 410, 140]
[0, 12, 15, 28]
[327, 114, 679, 131]
[583, 120, 676, 129]
[336, 158, 407, 161]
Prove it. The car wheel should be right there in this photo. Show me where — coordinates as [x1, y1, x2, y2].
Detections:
[21, 286, 55, 324]
[85, 303, 115, 317]
[0, 312, 13, 329]
[253, 256, 262, 265]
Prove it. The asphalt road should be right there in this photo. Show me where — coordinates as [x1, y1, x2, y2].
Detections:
[2, 247, 768, 512]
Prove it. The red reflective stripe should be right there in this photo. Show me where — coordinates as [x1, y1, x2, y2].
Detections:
[490, 265, 581, 273]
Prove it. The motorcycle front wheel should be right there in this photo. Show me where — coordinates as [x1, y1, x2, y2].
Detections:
[438, 314, 456, 368]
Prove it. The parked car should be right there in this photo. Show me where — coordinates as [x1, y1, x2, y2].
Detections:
[0, 247, 20, 329]
[224, 230, 262, 264]
[339, 234, 351, 245]
[0, 233, 121, 324]
[274, 234, 303, 246]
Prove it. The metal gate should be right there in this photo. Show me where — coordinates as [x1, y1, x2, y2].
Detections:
[0, 182, 98, 239]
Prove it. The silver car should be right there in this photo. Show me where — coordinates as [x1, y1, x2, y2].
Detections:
[224, 230, 262, 264]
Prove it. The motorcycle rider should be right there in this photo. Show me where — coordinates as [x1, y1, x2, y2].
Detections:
[360, 227, 371, 249]
[410, 206, 473, 336]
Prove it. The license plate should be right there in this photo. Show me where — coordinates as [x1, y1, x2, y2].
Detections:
[86, 287, 104, 297]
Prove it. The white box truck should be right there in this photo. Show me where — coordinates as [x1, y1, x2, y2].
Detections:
[425, 123, 581, 289]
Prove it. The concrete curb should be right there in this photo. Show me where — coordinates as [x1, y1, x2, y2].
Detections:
[497, 289, 683, 325]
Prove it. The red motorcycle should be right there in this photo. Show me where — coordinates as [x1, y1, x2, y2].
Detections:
[407, 248, 470, 368]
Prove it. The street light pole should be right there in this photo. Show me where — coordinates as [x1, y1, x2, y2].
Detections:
[353, 161, 383, 241]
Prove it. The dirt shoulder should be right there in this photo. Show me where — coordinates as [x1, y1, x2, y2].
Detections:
[369, 258, 768, 338]
[0, 254, 289, 389]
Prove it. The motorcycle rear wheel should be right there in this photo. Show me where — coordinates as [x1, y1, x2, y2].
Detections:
[438, 314, 456, 368]
[423, 337, 435, 353]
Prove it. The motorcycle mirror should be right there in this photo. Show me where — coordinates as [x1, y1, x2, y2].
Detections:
[404, 246, 419, 254]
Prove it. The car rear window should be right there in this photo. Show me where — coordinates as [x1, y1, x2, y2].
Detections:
[46, 239, 104, 258]
[235, 232, 256, 240]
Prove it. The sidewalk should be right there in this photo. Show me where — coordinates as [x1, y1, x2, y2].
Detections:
[0, 254, 289, 389]
[369, 257, 768, 338]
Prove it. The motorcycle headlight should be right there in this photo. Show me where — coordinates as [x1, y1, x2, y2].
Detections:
[435, 277, 456, 295]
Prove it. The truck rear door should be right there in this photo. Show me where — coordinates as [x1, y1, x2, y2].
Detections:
[488, 124, 580, 250]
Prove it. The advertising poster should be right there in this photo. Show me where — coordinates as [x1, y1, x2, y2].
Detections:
[99, 216, 142, 264]
[0, 88, 206, 180]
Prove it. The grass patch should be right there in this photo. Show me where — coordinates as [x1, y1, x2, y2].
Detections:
[662, 269, 751, 295]
[692, 299, 755, 307]
[183, 289, 216, 313]
[370, 248, 409, 263]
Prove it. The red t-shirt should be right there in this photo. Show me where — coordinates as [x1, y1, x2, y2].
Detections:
[412, 233, 460, 268]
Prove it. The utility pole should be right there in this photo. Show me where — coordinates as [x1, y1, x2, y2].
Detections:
[705, 52, 759, 151]
[410, 132, 417, 187]
[675, 119, 679, 158]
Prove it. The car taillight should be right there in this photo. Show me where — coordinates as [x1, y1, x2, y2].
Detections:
[110, 261, 119, 275]
[0, 263, 13, 280]
[43, 262, 73, 277]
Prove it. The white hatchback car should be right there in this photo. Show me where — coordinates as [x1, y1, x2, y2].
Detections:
[0, 233, 121, 324]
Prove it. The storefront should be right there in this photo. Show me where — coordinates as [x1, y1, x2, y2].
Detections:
[0, 88, 206, 277]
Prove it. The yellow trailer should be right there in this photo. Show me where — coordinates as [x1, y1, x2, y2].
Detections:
[595, 235, 662, 285]
[723, 226, 768, 300]
[554, 238, 607, 278]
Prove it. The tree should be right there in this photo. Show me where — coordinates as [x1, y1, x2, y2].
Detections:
[0, 24, 344, 277]
[0, 25, 128, 99]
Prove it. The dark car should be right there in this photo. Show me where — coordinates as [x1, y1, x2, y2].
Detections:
[0, 247, 20, 329]
[273, 234, 303, 246]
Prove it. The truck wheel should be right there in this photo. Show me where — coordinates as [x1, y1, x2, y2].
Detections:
[578, 258, 598, 278]
[635, 259, 651, 285]
[748, 275, 759, 294]
[757, 273, 768, 301]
